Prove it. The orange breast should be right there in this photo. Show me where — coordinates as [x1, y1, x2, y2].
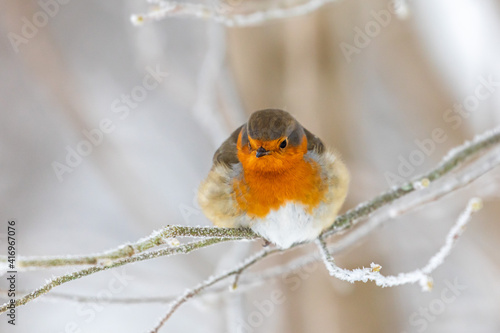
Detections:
[233, 133, 326, 218]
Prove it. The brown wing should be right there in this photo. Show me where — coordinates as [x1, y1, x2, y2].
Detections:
[304, 127, 325, 154]
[213, 125, 244, 167]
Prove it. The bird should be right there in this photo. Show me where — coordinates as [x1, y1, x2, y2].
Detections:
[198, 109, 349, 249]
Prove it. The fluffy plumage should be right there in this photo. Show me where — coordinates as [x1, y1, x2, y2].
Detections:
[198, 109, 349, 248]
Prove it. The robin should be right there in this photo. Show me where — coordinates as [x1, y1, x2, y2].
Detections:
[198, 109, 349, 249]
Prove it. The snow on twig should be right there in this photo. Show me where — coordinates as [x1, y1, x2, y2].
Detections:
[0, 226, 257, 270]
[317, 198, 482, 291]
[0, 238, 233, 314]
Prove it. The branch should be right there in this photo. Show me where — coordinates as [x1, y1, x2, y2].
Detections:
[0, 289, 178, 305]
[1, 125, 499, 316]
[150, 195, 482, 331]
[2, 196, 480, 319]
[323, 126, 500, 236]
[0, 238, 232, 314]
[317, 197, 482, 290]
[0, 226, 258, 269]
[131, 0, 340, 27]
[12, 180, 481, 309]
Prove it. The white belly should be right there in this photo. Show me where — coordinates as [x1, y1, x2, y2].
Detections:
[249, 202, 326, 249]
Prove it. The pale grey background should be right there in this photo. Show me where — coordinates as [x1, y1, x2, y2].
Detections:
[1, 0, 500, 332]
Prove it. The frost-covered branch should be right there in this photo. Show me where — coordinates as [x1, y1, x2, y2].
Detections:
[0, 238, 232, 314]
[323, 125, 500, 236]
[150, 196, 482, 330]
[1, 125, 499, 317]
[317, 197, 482, 290]
[131, 0, 341, 27]
[5, 125, 500, 271]
[131, 0, 412, 27]
[0, 226, 257, 269]
[18, 186, 480, 307]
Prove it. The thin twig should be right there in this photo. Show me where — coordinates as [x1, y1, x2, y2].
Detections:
[231, 270, 243, 290]
[323, 125, 500, 236]
[0, 289, 176, 305]
[0, 238, 232, 314]
[0, 226, 258, 269]
[150, 247, 280, 333]
[317, 197, 482, 290]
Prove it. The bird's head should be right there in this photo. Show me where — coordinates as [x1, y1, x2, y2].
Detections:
[237, 109, 308, 173]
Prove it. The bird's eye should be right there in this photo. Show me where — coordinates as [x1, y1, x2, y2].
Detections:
[280, 139, 287, 149]
[247, 142, 252, 149]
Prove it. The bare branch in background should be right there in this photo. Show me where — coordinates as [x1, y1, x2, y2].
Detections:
[131, 0, 341, 27]
[130, 0, 411, 27]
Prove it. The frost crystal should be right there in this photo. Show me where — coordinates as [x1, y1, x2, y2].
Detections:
[370, 263, 382, 273]
[470, 198, 483, 212]
[419, 276, 433, 292]
[130, 15, 145, 26]
[413, 178, 430, 190]
[168, 238, 180, 247]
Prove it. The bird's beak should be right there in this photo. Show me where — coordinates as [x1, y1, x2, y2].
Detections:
[256, 147, 269, 158]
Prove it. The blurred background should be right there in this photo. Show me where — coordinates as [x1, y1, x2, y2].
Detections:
[1, 0, 500, 332]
